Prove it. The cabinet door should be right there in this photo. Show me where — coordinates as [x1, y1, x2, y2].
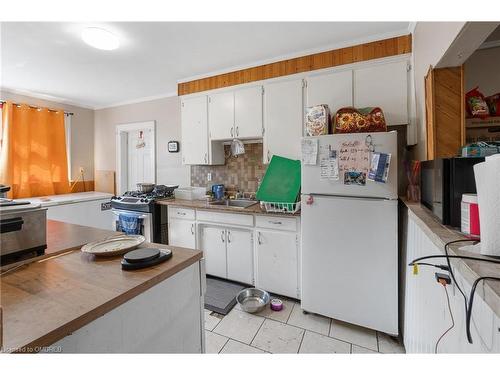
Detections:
[234, 86, 263, 139]
[208, 91, 234, 141]
[306, 70, 353, 116]
[226, 228, 254, 285]
[168, 219, 196, 249]
[255, 230, 298, 298]
[263, 79, 303, 163]
[200, 226, 227, 278]
[181, 96, 209, 165]
[354, 60, 408, 126]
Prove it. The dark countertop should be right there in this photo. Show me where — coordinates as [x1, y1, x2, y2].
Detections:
[0, 220, 202, 353]
[156, 198, 301, 217]
[401, 198, 500, 317]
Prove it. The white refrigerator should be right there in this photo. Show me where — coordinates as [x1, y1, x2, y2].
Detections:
[301, 131, 398, 335]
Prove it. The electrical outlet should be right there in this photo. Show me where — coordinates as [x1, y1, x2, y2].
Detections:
[207, 172, 212, 182]
[79, 167, 85, 174]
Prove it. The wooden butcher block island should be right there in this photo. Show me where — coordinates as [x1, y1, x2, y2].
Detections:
[0, 221, 204, 354]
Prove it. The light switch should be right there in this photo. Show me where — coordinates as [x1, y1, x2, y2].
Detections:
[207, 172, 212, 182]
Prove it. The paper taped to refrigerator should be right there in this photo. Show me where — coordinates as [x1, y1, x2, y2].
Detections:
[338, 140, 370, 175]
[301, 138, 318, 165]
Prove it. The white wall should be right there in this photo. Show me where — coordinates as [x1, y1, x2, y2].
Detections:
[94, 96, 190, 188]
[412, 22, 466, 160]
[0, 90, 95, 180]
[465, 46, 500, 95]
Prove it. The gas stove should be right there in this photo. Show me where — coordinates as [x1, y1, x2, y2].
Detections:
[111, 184, 177, 213]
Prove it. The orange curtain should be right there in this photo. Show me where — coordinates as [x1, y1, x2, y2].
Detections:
[0, 101, 70, 199]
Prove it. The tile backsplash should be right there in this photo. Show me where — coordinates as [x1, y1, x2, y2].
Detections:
[191, 143, 266, 193]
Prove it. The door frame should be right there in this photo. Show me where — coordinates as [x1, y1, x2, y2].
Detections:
[115, 121, 156, 195]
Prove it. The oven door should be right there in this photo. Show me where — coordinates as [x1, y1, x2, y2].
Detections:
[111, 209, 153, 242]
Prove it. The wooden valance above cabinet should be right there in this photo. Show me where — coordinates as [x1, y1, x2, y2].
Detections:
[425, 65, 465, 160]
[178, 34, 412, 96]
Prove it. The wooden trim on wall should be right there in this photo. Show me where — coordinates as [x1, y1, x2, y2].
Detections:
[178, 34, 412, 96]
[70, 180, 95, 193]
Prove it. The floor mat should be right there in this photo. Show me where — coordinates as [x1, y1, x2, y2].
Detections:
[205, 277, 246, 315]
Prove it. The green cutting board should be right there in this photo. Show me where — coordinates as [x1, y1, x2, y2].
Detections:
[256, 155, 301, 203]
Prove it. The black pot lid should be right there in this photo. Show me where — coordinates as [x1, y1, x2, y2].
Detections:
[123, 248, 160, 264]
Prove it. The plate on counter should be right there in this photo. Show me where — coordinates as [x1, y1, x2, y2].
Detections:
[81, 235, 145, 257]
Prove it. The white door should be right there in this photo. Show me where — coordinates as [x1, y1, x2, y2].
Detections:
[354, 60, 409, 126]
[306, 70, 353, 117]
[127, 128, 154, 191]
[255, 229, 298, 298]
[263, 79, 303, 163]
[168, 219, 196, 249]
[234, 86, 263, 139]
[181, 96, 209, 165]
[200, 226, 227, 279]
[226, 228, 254, 284]
[300, 194, 398, 334]
[208, 91, 234, 141]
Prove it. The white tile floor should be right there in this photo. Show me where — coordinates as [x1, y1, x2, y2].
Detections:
[204, 297, 406, 354]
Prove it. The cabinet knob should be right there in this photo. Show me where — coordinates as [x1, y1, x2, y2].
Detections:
[227, 230, 231, 243]
[257, 231, 262, 245]
[231, 127, 234, 138]
[191, 223, 195, 235]
[236, 126, 239, 137]
[221, 230, 225, 243]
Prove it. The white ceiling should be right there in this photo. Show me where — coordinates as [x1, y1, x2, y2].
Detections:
[1, 22, 409, 109]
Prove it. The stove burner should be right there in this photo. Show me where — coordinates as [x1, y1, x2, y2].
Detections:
[122, 184, 178, 200]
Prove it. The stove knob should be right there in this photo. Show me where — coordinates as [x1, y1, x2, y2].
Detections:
[140, 199, 145, 202]
[118, 197, 122, 200]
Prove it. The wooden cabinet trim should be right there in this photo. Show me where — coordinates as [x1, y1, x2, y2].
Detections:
[178, 34, 412, 95]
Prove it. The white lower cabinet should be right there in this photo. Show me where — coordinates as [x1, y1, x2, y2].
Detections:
[168, 218, 196, 249]
[255, 229, 299, 299]
[226, 228, 254, 285]
[200, 225, 254, 285]
[167, 208, 300, 298]
[201, 226, 227, 279]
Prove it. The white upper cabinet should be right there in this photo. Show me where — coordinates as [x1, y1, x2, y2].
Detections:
[209, 86, 263, 141]
[306, 70, 353, 116]
[263, 79, 303, 163]
[234, 86, 263, 139]
[354, 60, 409, 126]
[181, 96, 209, 165]
[208, 91, 234, 141]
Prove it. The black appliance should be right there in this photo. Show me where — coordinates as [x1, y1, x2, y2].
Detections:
[110, 184, 178, 243]
[421, 157, 484, 227]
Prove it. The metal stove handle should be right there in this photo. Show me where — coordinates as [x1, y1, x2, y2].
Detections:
[111, 209, 149, 219]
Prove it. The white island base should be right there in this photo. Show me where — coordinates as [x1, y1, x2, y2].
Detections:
[47, 262, 206, 353]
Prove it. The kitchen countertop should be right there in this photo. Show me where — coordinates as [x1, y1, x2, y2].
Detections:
[156, 198, 301, 217]
[0, 220, 202, 353]
[401, 198, 500, 317]
[28, 191, 113, 207]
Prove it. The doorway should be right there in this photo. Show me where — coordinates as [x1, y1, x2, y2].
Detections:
[116, 121, 156, 194]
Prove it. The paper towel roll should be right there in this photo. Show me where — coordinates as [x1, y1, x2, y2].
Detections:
[474, 154, 500, 256]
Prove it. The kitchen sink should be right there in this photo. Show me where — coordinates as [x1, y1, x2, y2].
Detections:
[209, 199, 258, 209]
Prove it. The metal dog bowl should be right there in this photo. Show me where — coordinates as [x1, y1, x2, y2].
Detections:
[236, 288, 270, 313]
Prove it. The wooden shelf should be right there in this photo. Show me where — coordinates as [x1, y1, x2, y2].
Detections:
[466, 116, 500, 129]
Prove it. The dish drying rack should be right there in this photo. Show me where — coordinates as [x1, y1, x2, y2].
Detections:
[261, 201, 301, 214]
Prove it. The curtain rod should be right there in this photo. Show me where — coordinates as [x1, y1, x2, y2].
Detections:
[0, 100, 74, 116]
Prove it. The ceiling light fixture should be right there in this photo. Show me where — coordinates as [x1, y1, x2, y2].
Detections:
[81, 27, 120, 50]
